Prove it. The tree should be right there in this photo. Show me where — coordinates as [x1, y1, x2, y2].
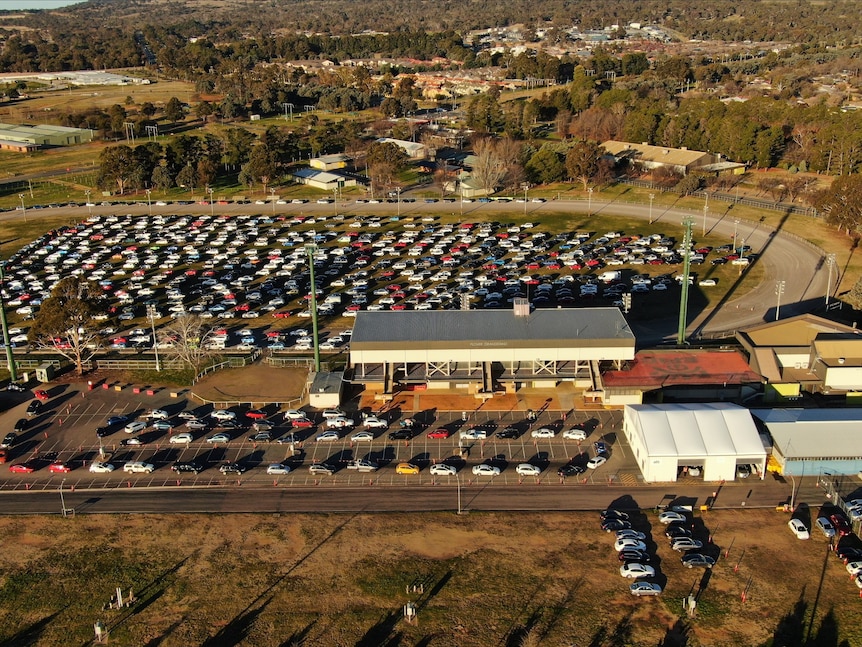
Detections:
[366, 141, 409, 172]
[28, 276, 103, 376]
[813, 175, 862, 236]
[156, 315, 220, 381]
[525, 147, 565, 184]
[566, 140, 605, 190]
[471, 138, 508, 195]
[164, 96, 184, 124]
[97, 145, 137, 195]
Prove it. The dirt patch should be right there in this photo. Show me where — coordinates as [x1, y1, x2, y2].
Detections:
[191, 364, 309, 403]
[0, 509, 860, 646]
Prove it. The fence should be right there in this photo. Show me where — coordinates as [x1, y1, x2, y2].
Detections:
[192, 350, 260, 384]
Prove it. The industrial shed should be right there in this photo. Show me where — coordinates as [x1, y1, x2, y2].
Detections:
[349, 306, 635, 397]
[623, 403, 767, 482]
[751, 408, 862, 477]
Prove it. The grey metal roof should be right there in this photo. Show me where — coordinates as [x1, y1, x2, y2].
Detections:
[752, 408, 862, 458]
[351, 308, 634, 350]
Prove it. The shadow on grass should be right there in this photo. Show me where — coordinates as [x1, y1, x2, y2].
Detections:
[278, 619, 316, 647]
[761, 590, 853, 647]
[658, 617, 691, 647]
[1, 609, 64, 647]
[200, 596, 272, 647]
[354, 610, 401, 647]
[587, 612, 632, 647]
[141, 618, 185, 647]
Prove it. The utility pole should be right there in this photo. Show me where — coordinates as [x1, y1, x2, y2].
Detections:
[146, 304, 160, 371]
[648, 193, 655, 224]
[677, 218, 694, 345]
[18, 194, 26, 223]
[825, 253, 836, 306]
[775, 280, 785, 321]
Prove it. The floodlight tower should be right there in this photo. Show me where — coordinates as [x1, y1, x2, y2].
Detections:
[677, 217, 694, 345]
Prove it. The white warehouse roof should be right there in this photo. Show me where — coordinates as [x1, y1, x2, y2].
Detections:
[627, 403, 764, 459]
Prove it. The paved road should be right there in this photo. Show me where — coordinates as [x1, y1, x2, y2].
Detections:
[3, 194, 827, 342]
[0, 475, 823, 515]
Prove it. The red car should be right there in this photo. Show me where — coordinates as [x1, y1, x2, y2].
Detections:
[34, 389, 50, 401]
[271, 312, 291, 318]
[48, 462, 71, 473]
[830, 513, 852, 537]
[9, 463, 34, 473]
[427, 429, 451, 439]
[245, 409, 267, 420]
[292, 418, 314, 428]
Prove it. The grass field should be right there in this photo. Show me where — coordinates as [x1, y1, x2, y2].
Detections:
[0, 509, 859, 647]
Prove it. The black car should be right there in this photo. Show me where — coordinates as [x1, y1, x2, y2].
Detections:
[25, 400, 42, 416]
[666, 524, 693, 539]
[558, 463, 586, 478]
[602, 519, 632, 532]
[248, 431, 272, 443]
[0, 432, 16, 449]
[618, 549, 651, 563]
[6, 383, 26, 392]
[835, 546, 862, 563]
[601, 509, 630, 521]
[13, 418, 27, 433]
[497, 427, 520, 439]
[171, 461, 204, 474]
[95, 426, 112, 438]
[219, 462, 247, 475]
[388, 429, 413, 440]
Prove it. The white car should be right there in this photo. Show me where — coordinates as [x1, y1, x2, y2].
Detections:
[326, 416, 354, 429]
[362, 415, 388, 429]
[89, 462, 115, 473]
[146, 409, 170, 420]
[530, 428, 555, 439]
[266, 463, 291, 475]
[283, 410, 307, 420]
[671, 537, 704, 552]
[350, 431, 375, 442]
[459, 428, 487, 440]
[788, 518, 810, 540]
[620, 563, 655, 579]
[658, 511, 687, 525]
[122, 461, 155, 474]
[630, 582, 662, 597]
[614, 537, 647, 552]
[587, 455, 607, 469]
[169, 432, 194, 444]
[562, 427, 587, 440]
[515, 463, 541, 477]
[124, 421, 147, 434]
[429, 463, 457, 476]
[210, 410, 237, 421]
[815, 517, 836, 538]
[315, 431, 341, 442]
[471, 464, 501, 477]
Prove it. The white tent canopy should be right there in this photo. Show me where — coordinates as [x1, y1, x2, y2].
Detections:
[624, 403, 766, 482]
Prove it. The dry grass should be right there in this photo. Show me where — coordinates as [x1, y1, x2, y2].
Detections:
[0, 510, 859, 646]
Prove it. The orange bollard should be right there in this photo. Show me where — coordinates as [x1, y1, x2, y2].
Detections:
[70, 485, 74, 492]
[127, 481, 132, 487]
[273, 479, 278, 486]
[176, 480, 181, 486]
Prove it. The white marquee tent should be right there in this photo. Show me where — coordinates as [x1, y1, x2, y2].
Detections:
[623, 403, 767, 482]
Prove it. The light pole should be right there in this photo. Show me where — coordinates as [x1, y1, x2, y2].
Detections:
[332, 186, 339, 216]
[146, 304, 160, 372]
[775, 280, 785, 321]
[396, 186, 401, 217]
[522, 182, 529, 216]
[456, 474, 462, 515]
[85, 190, 92, 218]
[145, 188, 152, 216]
[59, 478, 67, 517]
[702, 204, 708, 237]
[826, 253, 836, 306]
[648, 193, 655, 224]
[270, 187, 277, 215]
[0, 255, 18, 381]
[587, 187, 593, 216]
[305, 244, 321, 372]
[18, 194, 26, 223]
[207, 187, 214, 217]
[733, 218, 740, 253]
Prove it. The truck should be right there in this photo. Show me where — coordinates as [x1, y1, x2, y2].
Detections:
[598, 270, 622, 283]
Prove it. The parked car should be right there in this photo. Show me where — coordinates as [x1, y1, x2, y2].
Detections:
[601, 509, 629, 521]
[210, 410, 237, 421]
[362, 415, 387, 429]
[620, 563, 655, 579]
[587, 455, 607, 469]
[315, 431, 341, 442]
[788, 518, 810, 540]
[123, 461, 155, 474]
[427, 429, 452, 439]
[618, 549, 651, 563]
[248, 431, 273, 443]
[602, 519, 632, 532]
[681, 553, 715, 568]
[614, 538, 646, 552]
[616, 530, 646, 541]
[89, 462, 115, 473]
[630, 582, 662, 596]
[1, 433, 16, 449]
[169, 432, 194, 444]
[497, 427, 520, 439]
[9, 462, 35, 473]
[460, 428, 487, 440]
[345, 459, 378, 472]
[25, 400, 42, 416]
[815, 517, 836, 538]
[388, 429, 413, 440]
[219, 462, 247, 475]
[830, 513, 852, 536]
[350, 430, 375, 442]
[665, 525, 693, 539]
[124, 421, 146, 434]
[671, 537, 704, 551]
[206, 432, 231, 444]
[395, 462, 420, 475]
[33, 389, 50, 401]
[562, 426, 588, 441]
[429, 463, 458, 476]
[659, 511, 687, 525]
[530, 427, 555, 439]
[471, 464, 501, 477]
[308, 463, 337, 475]
[171, 461, 204, 474]
[266, 463, 291, 475]
[515, 463, 541, 477]
[558, 463, 586, 478]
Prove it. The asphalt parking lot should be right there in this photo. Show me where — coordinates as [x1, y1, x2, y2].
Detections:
[0, 382, 669, 490]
